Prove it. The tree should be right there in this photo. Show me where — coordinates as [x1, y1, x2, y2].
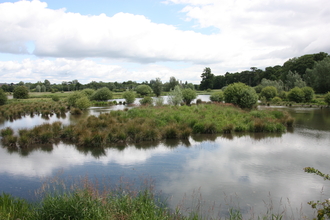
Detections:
[75, 96, 91, 110]
[168, 85, 183, 106]
[36, 85, 41, 92]
[67, 91, 85, 107]
[287, 87, 305, 103]
[285, 71, 306, 91]
[224, 83, 258, 109]
[90, 87, 113, 101]
[0, 89, 7, 105]
[324, 92, 330, 106]
[301, 87, 314, 103]
[139, 96, 153, 105]
[44, 79, 51, 91]
[305, 57, 330, 93]
[260, 86, 277, 101]
[122, 90, 136, 104]
[41, 85, 46, 92]
[210, 91, 224, 102]
[182, 88, 197, 105]
[13, 86, 29, 99]
[135, 85, 153, 96]
[151, 78, 163, 97]
[81, 88, 95, 98]
[200, 67, 214, 90]
[168, 76, 179, 91]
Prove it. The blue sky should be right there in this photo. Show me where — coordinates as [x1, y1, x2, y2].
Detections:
[0, 0, 329, 84]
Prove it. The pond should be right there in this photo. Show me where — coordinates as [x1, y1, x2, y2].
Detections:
[0, 98, 330, 219]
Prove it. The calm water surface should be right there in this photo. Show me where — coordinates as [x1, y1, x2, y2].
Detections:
[0, 100, 329, 219]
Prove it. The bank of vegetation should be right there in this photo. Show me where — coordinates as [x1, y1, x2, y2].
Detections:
[0, 103, 294, 148]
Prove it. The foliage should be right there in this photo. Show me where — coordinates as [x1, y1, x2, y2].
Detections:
[154, 96, 164, 106]
[182, 88, 197, 105]
[135, 85, 153, 96]
[301, 87, 315, 103]
[0, 88, 7, 105]
[75, 96, 91, 110]
[151, 78, 163, 97]
[51, 95, 59, 102]
[13, 86, 29, 99]
[288, 87, 305, 103]
[200, 67, 214, 90]
[122, 90, 136, 104]
[260, 86, 278, 101]
[285, 70, 306, 91]
[67, 91, 85, 107]
[324, 92, 330, 106]
[168, 85, 183, 106]
[271, 97, 282, 104]
[224, 83, 258, 109]
[81, 88, 95, 98]
[139, 96, 153, 105]
[259, 78, 284, 92]
[304, 167, 330, 220]
[210, 91, 224, 102]
[90, 87, 113, 101]
[167, 76, 179, 91]
[305, 57, 330, 93]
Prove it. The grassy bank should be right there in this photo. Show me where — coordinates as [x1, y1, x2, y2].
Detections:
[0, 175, 292, 220]
[0, 103, 294, 148]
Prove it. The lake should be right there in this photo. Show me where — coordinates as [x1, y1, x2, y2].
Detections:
[0, 98, 329, 219]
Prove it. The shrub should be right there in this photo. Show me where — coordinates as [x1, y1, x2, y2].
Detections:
[325, 92, 330, 106]
[271, 97, 282, 104]
[122, 91, 136, 104]
[75, 96, 91, 110]
[168, 85, 183, 106]
[288, 87, 305, 103]
[301, 87, 315, 103]
[278, 91, 287, 101]
[224, 83, 258, 109]
[67, 92, 85, 107]
[13, 86, 29, 99]
[52, 95, 59, 102]
[90, 87, 113, 101]
[0, 88, 7, 105]
[182, 88, 197, 105]
[81, 88, 95, 98]
[154, 97, 164, 106]
[135, 85, 153, 96]
[139, 96, 153, 105]
[260, 86, 277, 101]
[210, 91, 224, 102]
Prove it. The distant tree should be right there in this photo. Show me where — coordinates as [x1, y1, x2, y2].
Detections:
[90, 87, 113, 101]
[139, 96, 153, 105]
[324, 92, 330, 106]
[135, 85, 153, 96]
[75, 96, 91, 110]
[44, 79, 51, 91]
[260, 86, 278, 101]
[67, 91, 85, 107]
[168, 85, 183, 106]
[13, 86, 29, 99]
[0, 89, 7, 105]
[305, 57, 330, 93]
[301, 87, 315, 103]
[150, 78, 163, 97]
[200, 67, 214, 90]
[182, 88, 197, 105]
[41, 85, 46, 92]
[288, 87, 305, 103]
[36, 85, 41, 92]
[285, 71, 306, 91]
[224, 83, 258, 109]
[81, 88, 95, 98]
[210, 91, 224, 102]
[168, 76, 179, 91]
[122, 90, 136, 104]
[1, 84, 9, 92]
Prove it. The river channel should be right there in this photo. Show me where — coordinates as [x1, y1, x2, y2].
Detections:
[0, 97, 329, 219]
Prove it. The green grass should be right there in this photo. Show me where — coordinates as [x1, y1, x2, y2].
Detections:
[0, 103, 294, 148]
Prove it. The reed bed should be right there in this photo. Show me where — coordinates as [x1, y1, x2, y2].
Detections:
[0, 103, 294, 148]
[0, 101, 68, 121]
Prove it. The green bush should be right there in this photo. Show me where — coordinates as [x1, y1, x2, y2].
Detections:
[260, 86, 277, 101]
[52, 95, 60, 102]
[81, 88, 95, 98]
[288, 87, 305, 103]
[182, 88, 197, 105]
[90, 87, 113, 101]
[0, 88, 7, 105]
[301, 87, 315, 103]
[271, 96, 282, 104]
[210, 91, 224, 102]
[139, 96, 153, 105]
[135, 85, 153, 96]
[75, 96, 91, 110]
[168, 85, 183, 106]
[224, 82, 258, 109]
[13, 86, 29, 99]
[325, 92, 330, 106]
[67, 92, 85, 107]
[154, 97, 164, 106]
[122, 90, 136, 104]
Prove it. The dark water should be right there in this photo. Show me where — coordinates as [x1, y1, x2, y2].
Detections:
[0, 101, 329, 219]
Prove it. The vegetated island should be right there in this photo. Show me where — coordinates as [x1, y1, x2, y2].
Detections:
[0, 103, 294, 149]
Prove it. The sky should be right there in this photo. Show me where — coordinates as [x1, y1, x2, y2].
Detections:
[0, 0, 329, 85]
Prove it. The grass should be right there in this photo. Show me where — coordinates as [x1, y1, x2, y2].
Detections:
[0, 175, 304, 220]
[0, 103, 294, 148]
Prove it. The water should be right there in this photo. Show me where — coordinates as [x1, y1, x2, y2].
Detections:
[0, 100, 329, 219]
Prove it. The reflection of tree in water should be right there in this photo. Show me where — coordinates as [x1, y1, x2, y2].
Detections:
[3, 143, 54, 156]
[190, 134, 218, 142]
[222, 132, 282, 141]
[76, 146, 107, 159]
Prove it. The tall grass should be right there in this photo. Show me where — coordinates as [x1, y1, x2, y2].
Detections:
[1, 103, 294, 148]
